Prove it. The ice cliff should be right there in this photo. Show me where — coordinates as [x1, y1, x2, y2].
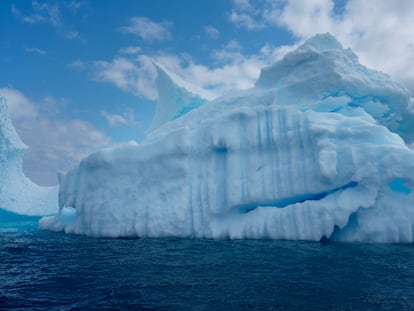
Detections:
[0, 97, 58, 217]
[40, 34, 414, 242]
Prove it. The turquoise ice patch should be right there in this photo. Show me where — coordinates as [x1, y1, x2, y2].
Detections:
[389, 178, 411, 195]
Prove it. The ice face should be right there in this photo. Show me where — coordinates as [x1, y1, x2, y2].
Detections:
[0, 96, 58, 217]
[40, 34, 414, 242]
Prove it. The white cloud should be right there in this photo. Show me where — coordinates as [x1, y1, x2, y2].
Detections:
[39, 96, 67, 116]
[229, 10, 265, 30]
[229, 0, 280, 30]
[271, 0, 335, 37]
[118, 46, 142, 55]
[12, 2, 82, 40]
[153, 43, 281, 95]
[91, 55, 157, 100]
[101, 109, 138, 128]
[70, 7, 295, 102]
[80, 37, 291, 101]
[0, 88, 37, 120]
[12, 1, 61, 27]
[229, 0, 414, 94]
[64, 1, 87, 14]
[204, 26, 220, 39]
[68, 56, 158, 100]
[226, 39, 242, 51]
[24, 47, 47, 55]
[68, 60, 86, 69]
[0, 87, 111, 186]
[84, 49, 265, 101]
[118, 17, 172, 42]
[233, 0, 256, 11]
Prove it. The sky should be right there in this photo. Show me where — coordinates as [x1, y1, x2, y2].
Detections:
[1, 0, 414, 186]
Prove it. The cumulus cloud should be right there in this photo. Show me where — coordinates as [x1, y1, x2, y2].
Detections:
[101, 109, 138, 128]
[77, 1, 414, 105]
[118, 46, 142, 55]
[118, 17, 172, 42]
[76, 37, 291, 102]
[229, 0, 282, 30]
[229, 0, 414, 94]
[151, 37, 295, 96]
[153, 44, 277, 95]
[230, 10, 264, 29]
[0, 87, 111, 186]
[91, 55, 157, 100]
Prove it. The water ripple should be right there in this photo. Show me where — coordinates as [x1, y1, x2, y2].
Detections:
[1, 225, 414, 310]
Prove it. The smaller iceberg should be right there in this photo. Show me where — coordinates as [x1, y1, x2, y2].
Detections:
[0, 96, 58, 222]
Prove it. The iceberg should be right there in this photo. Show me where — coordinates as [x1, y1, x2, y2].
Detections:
[0, 96, 57, 219]
[40, 34, 414, 243]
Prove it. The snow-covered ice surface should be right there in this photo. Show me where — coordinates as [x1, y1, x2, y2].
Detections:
[40, 34, 414, 242]
[0, 97, 58, 217]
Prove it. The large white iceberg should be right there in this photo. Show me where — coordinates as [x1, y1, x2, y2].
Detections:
[0, 97, 58, 218]
[40, 34, 414, 242]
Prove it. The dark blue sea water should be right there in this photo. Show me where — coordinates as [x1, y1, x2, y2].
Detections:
[1, 218, 414, 310]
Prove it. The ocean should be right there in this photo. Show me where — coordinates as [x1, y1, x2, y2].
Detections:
[1, 218, 414, 310]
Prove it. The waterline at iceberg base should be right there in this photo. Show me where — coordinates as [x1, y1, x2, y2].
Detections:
[40, 34, 414, 243]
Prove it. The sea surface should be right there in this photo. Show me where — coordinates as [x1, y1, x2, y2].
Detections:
[1, 218, 414, 311]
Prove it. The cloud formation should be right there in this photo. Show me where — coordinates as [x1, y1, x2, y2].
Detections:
[70, 1, 414, 110]
[229, 0, 271, 30]
[11, 1, 83, 40]
[91, 55, 158, 100]
[12, 1, 61, 26]
[229, 0, 414, 93]
[80, 39, 289, 102]
[64, 1, 87, 14]
[118, 17, 172, 42]
[204, 26, 220, 39]
[118, 46, 142, 55]
[101, 109, 138, 128]
[0, 87, 111, 186]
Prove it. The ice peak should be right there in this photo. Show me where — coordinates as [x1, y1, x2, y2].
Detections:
[298, 33, 343, 52]
[0, 95, 58, 216]
[0, 96, 27, 153]
[253, 34, 414, 143]
[152, 60, 215, 101]
[255, 33, 354, 89]
[148, 60, 215, 132]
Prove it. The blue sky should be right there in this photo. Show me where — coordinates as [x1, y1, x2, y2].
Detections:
[1, 0, 414, 185]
